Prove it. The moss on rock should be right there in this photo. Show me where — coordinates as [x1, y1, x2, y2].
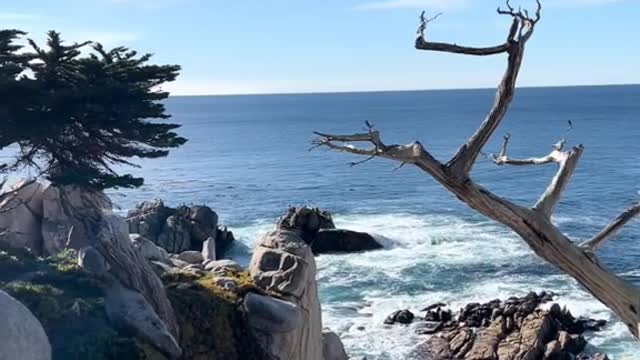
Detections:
[163, 270, 270, 360]
[0, 245, 269, 360]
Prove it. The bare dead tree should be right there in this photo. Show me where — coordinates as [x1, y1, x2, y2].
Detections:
[312, 1, 640, 339]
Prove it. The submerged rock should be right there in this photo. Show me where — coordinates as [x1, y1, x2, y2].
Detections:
[0, 289, 52, 360]
[311, 229, 382, 255]
[384, 309, 415, 325]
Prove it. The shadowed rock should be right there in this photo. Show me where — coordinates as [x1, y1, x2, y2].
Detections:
[0, 289, 52, 360]
[322, 330, 349, 360]
[244, 292, 301, 333]
[105, 281, 182, 359]
[311, 229, 382, 255]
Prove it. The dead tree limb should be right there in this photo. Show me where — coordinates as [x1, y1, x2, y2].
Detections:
[313, 1, 640, 339]
[581, 203, 640, 252]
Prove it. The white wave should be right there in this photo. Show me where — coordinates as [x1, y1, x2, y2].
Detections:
[231, 212, 640, 359]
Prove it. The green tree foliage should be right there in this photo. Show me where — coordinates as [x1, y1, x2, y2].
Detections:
[0, 30, 186, 189]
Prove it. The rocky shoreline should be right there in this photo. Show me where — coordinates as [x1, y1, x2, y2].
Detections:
[0, 180, 614, 360]
[384, 292, 609, 360]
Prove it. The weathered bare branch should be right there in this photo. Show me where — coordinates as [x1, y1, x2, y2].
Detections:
[415, 40, 512, 56]
[533, 145, 583, 218]
[446, 43, 525, 176]
[581, 202, 640, 252]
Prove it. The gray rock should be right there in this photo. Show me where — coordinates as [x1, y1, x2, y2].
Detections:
[126, 200, 173, 241]
[176, 250, 204, 264]
[157, 215, 192, 254]
[170, 258, 191, 268]
[188, 205, 218, 243]
[41, 184, 112, 255]
[105, 282, 181, 359]
[415, 321, 443, 335]
[78, 246, 110, 275]
[249, 229, 323, 360]
[244, 292, 301, 333]
[150, 260, 175, 277]
[201, 236, 216, 261]
[215, 226, 235, 256]
[204, 259, 243, 273]
[130, 234, 169, 262]
[408, 337, 452, 360]
[277, 206, 335, 243]
[322, 330, 349, 360]
[0, 179, 47, 255]
[0, 289, 52, 360]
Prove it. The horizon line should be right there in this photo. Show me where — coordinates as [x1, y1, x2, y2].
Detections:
[168, 82, 640, 98]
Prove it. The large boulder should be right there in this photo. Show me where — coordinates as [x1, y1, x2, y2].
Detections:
[130, 234, 170, 263]
[127, 200, 234, 257]
[0, 289, 51, 360]
[311, 229, 382, 255]
[248, 229, 324, 360]
[277, 206, 335, 243]
[0, 180, 47, 255]
[41, 184, 112, 255]
[105, 280, 181, 359]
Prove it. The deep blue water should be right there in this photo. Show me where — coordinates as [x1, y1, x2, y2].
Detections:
[11, 85, 640, 358]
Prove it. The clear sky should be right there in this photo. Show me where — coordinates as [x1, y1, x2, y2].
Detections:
[2, 0, 638, 95]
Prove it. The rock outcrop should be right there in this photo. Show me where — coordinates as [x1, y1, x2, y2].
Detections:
[41, 184, 112, 255]
[276, 206, 381, 255]
[0, 180, 112, 256]
[248, 229, 324, 360]
[0, 180, 47, 255]
[126, 200, 234, 257]
[0, 289, 52, 360]
[389, 292, 610, 360]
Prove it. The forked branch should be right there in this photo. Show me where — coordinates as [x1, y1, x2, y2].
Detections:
[489, 132, 584, 218]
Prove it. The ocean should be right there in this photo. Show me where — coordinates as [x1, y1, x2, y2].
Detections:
[12, 85, 640, 358]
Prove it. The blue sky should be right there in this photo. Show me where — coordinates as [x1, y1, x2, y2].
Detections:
[2, 0, 638, 95]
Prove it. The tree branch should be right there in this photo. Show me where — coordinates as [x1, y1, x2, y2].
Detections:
[312, 123, 445, 178]
[533, 145, 583, 218]
[581, 202, 640, 252]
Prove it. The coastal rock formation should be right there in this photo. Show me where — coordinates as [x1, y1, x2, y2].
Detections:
[0, 180, 47, 255]
[248, 229, 324, 360]
[277, 206, 336, 242]
[126, 200, 235, 256]
[277, 206, 382, 255]
[0, 289, 52, 360]
[389, 292, 609, 360]
[41, 184, 112, 255]
[0, 180, 112, 256]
